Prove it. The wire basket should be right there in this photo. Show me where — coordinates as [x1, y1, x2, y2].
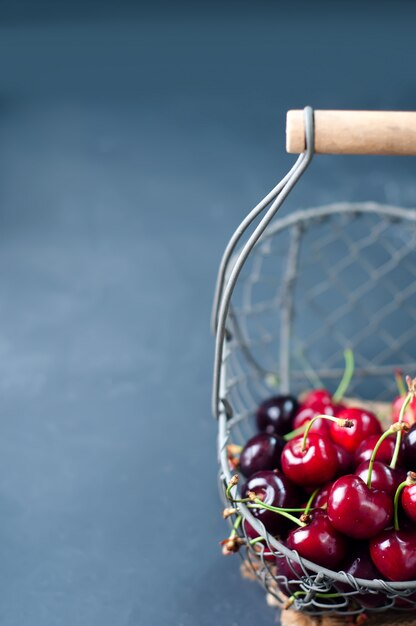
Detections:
[212, 108, 416, 615]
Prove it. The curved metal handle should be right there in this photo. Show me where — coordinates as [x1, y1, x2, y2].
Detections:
[211, 106, 315, 419]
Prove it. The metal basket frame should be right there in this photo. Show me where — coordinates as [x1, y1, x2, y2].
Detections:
[212, 107, 416, 614]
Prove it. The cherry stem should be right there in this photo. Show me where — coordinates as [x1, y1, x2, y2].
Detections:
[333, 348, 355, 403]
[366, 426, 396, 488]
[390, 392, 412, 469]
[226, 475, 239, 500]
[229, 514, 242, 538]
[393, 471, 416, 530]
[395, 370, 406, 397]
[303, 487, 320, 517]
[247, 499, 306, 527]
[301, 415, 353, 453]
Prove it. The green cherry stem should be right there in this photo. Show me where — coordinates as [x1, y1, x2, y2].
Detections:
[303, 487, 320, 517]
[301, 415, 353, 453]
[247, 498, 306, 527]
[366, 426, 396, 488]
[390, 392, 412, 470]
[283, 424, 307, 442]
[393, 472, 416, 530]
[333, 348, 355, 403]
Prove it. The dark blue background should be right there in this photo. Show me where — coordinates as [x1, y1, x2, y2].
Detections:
[0, 2, 415, 624]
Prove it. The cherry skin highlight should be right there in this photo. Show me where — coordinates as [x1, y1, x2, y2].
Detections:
[241, 470, 301, 536]
[327, 475, 393, 539]
[370, 528, 416, 581]
[287, 510, 347, 569]
[239, 432, 285, 477]
[329, 407, 382, 454]
[256, 395, 299, 436]
[281, 434, 339, 488]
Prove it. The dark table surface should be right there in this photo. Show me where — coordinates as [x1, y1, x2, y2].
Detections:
[0, 2, 416, 624]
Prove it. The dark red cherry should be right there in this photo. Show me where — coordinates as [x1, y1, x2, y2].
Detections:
[354, 434, 399, 468]
[370, 528, 416, 581]
[327, 475, 393, 539]
[329, 407, 382, 454]
[313, 482, 335, 508]
[392, 394, 416, 427]
[287, 510, 347, 569]
[243, 519, 276, 562]
[281, 434, 339, 488]
[275, 550, 307, 596]
[403, 423, 416, 470]
[239, 432, 285, 477]
[293, 405, 330, 436]
[256, 395, 299, 436]
[336, 545, 385, 608]
[355, 461, 406, 498]
[302, 389, 332, 409]
[334, 444, 353, 475]
[241, 470, 301, 536]
[402, 483, 416, 523]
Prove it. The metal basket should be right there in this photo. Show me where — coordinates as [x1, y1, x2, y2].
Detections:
[212, 107, 416, 615]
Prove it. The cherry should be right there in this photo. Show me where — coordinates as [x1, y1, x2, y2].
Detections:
[256, 395, 299, 436]
[281, 433, 339, 488]
[370, 528, 416, 581]
[392, 394, 416, 427]
[403, 422, 416, 470]
[336, 545, 385, 608]
[355, 460, 406, 498]
[241, 470, 301, 536]
[243, 520, 275, 562]
[334, 444, 353, 475]
[293, 405, 330, 436]
[402, 481, 416, 524]
[327, 475, 393, 539]
[329, 407, 382, 454]
[287, 510, 347, 569]
[313, 481, 334, 508]
[239, 432, 285, 477]
[275, 550, 306, 597]
[302, 388, 332, 409]
[354, 434, 400, 468]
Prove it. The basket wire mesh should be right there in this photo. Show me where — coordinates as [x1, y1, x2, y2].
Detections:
[212, 107, 416, 615]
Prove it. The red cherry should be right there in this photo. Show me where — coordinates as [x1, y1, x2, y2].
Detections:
[329, 407, 382, 454]
[392, 394, 416, 427]
[243, 520, 275, 562]
[355, 461, 406, 498]
[354, 434, 400, 468]
[275, 549, 306, 596]
[303, 388, 332, 409]
[281, 434, 339, 488]
[241, 470, 301, 536]
[336, 545, 385, 608]
[402, 483, 416, 523]
[293, 405, 330, 436]
[327, 475, 393, 539]
[313, 482, 334, 508]
[287, 510, 347, 569]
[370, 528, 416, 581]
[334, 444, 353, 475]
[239, 432, 285, 477]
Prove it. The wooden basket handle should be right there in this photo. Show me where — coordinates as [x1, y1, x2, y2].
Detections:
[286, 110, 416, 155]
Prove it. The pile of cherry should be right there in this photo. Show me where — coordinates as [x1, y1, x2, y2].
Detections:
[222, 377, 416, 600]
